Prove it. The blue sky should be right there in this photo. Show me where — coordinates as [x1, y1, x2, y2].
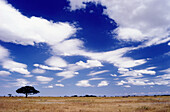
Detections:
[0, 0, 170, 96]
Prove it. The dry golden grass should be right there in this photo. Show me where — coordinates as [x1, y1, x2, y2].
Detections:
[0, 96, 170, 112]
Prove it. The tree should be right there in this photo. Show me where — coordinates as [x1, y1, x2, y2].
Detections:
[16, 86, 40, 98]
[8, 94, 12, 97]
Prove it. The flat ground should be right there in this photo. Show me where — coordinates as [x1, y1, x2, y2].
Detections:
[0, 96, 170, 112]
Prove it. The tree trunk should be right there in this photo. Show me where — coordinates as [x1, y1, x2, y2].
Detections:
[25, 93, 28, 98]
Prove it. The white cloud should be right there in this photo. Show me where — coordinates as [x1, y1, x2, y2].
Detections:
[115, 27, 145, 41]
[0, 0, 152, 82]
[113, 78, 119, 80]
[165, 51, 170, 56]
[55, 47, 147, 82]
[154, 79, 169, 85]
[97, 81, 109, 87]
[55, 60, 103, 81]
[89, 77, 104, 80]
[0, 71, 11, 76]
[76, 80, 93, 87]
[146, 67, 157, 70]
[123, 85, 131, 88]
[0, 45, 30, 75]
[51, 39, 84, 56]
[119, 70, 143, 77]
[118, 68, 129, 73]
[24, 74, 33, 78]
[157, 68, 170, 80]
[157, 74, 170, 80]
[13, 78, 30, 87]
[33, 64, 62, 71]
[117, 80, 126, 85]
[117, 77, 155, 86]
[160, 68, 170, 73]
[55, 84, 64, 87]
[118, 67, 156, 77]
[88, 70, 109, 76]
[47, 85, 53, 88]
[0, 0, 148, 72]
[76, 60, 103, 68]
[56, 71, 78, 79]
[0, 0, 76, 46]
[135, 69, 156, 75]
[36, 76, 53, 84]
[110, 74, 117, 77]
[44, 85, 54, 88]
[168, 42, 170, 46]
[2, 60, 30, 75]
[69, 0, 170, 47]
[0, 45, 9, 60]
[45, 56, 67, 67]
[82, 47, 146, 68]
[32, 68, 46, 74]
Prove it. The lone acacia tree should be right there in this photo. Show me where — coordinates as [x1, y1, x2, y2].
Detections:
[16, 86, 40, 98]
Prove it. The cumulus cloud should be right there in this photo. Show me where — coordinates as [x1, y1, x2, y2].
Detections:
[36, 76, 53, 84]
[0, 71, 11, 76]
[55, 84, 64, 87]
[24, 74, 33, 78]
[154, 79, 169, 85]
[157, 68, 170, 80]
[117, 77, 155, 86]
[117, 74, 170, 86]
[123, 85, 131, 88]
[157, 74, 170, 80]
[33, 64, 62, 71]
[88, 70, 109, 76]
[56, 60, 103, 81]
[76, 77, 105, 87]
[135, 69, 156, 75]
[97, 81, 109, 87]
[56, 71, 79, 82]
[56, 47, 147, 81]
[115, 27, 145, 41]
[0, 0, 152, 86]
[117, 80, 126, 86]
[110, 74, 117, 77]
[0, 0, 148, 75]
[76, 60, 103, 68]
[146, 67, 157, 70]
[44, 85, 54, 88]
[168, 42, 170, 46]
[69, 0, 170, 47]
[32, 68, 46, 74]
[13, 78, 30, 87]
[81, 47, 147, 68]
[160, 68, 170, 74]
[45, 56, 67, 67]
[51, 39, 84, 56]
[76, 80, 93, 87]
[0, 0, 76, 46]
[0, 45, 9, 60]
[2, 60, 30, 75]
[89, 77, 104, 80]
[0, 45, 30, 75]
[118, 67, 156, 77]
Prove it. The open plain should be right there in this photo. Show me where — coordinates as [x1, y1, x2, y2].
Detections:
[0, 96, 170, 112]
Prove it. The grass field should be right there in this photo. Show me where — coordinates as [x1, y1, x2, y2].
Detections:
[0, 96, 170, 112]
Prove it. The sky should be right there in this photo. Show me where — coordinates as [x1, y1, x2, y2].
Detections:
[0, 0, 170, 97]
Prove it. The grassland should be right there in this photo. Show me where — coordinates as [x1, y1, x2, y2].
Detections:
[0, 96, 170, 112]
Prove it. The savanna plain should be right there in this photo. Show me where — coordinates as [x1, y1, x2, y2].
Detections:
[0, 96, 170, 112]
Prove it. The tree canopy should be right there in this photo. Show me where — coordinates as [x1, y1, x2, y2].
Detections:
[16, 86, 40, 98]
